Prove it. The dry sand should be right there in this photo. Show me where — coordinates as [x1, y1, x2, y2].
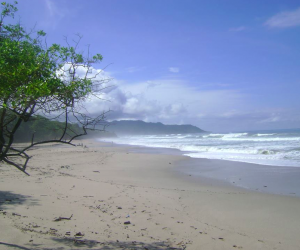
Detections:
[0, 139, 300, 250]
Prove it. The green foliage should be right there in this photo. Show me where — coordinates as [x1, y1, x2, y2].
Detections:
[0, 37, 61, 109]
[0, 2, 103, 113]
[0, 1, 108, 174]
[14, 115, 82, 142]
[0, 1, 18, 22]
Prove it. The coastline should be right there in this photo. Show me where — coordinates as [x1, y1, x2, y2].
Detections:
[1, 139, 300, 249]
[99, 139, 300, 198]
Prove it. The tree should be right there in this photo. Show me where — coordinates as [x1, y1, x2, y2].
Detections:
[0, 1, 109, 175]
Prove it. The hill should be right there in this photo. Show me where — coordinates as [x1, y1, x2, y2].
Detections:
[14, 115, 83, 143]
[106, 120, 205, 135]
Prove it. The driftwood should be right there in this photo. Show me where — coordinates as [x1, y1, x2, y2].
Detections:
[53, 214, 73, 222]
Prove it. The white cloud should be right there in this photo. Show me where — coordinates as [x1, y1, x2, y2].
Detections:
[125, 66, 144, 73]
[165, 103, 187, 116]
[42, 0, 71, 29]
[45, 0, 56, 16]
[265, 7, 300, 28]
[169, 67, 180, 73]
[77, 66, 300, 132]
[45, 0, 66, 18]
[259, 116, 280, 123]
[229, 26, 246, 32]
[83, 75, 245, 127]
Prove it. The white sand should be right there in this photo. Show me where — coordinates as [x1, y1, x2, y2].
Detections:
[0, 139, 300, 250]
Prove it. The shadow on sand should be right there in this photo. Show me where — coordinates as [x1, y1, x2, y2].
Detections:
[0, 191, 39, 210]
[0, 242, 33, 250]
[48, 237, 185, 250]
[0, 238, 185, 250]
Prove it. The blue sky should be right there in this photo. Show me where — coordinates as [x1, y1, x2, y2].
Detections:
[9, 0, 300, 132]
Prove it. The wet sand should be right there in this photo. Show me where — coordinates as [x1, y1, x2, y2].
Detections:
[175, 157, 300, 198]
[104, 142, 300, 197]
[0, 139, 300, 249]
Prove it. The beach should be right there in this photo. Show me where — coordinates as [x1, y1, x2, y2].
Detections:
[1, 139, 300, 250]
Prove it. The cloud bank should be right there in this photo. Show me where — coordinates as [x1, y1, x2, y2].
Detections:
[76, 66, 300, 132]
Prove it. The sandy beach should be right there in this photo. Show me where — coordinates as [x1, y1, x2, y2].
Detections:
[1, 139, 300, 250]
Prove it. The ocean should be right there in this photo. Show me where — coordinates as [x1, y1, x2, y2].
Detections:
[100, 129, 300, 168]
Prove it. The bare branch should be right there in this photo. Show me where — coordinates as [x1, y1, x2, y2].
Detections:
[0, 4, 111, 174]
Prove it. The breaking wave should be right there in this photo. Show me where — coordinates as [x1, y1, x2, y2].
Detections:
[99, 131, 300, 167]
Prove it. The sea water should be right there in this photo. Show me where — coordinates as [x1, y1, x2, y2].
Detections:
[100, 129, 300, 168]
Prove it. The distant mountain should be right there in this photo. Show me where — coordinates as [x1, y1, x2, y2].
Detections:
[106, 120, 205, 135]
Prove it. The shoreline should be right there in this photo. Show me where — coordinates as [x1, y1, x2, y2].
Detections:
[99, 131, 300, 169]
[98, 138, 300, 198]
[1, 139, 300, 249]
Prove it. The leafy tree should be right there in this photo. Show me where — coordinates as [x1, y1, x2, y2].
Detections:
[0, 1, 109, 175]
[13, 115, 83, 143]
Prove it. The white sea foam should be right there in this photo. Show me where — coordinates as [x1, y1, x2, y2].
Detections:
[222, 137, 300, 142]
[256, 133, 276, 136]
[205, 133, 224, 137]
[99, 131, 300, 167]
[223, 133, 248, 138]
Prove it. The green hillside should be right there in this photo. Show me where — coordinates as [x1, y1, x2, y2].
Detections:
[106, 120, 205, 135]
[13, 115, 82, 143]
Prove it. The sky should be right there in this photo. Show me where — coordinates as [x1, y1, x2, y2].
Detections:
[7, 0, 300, 132]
